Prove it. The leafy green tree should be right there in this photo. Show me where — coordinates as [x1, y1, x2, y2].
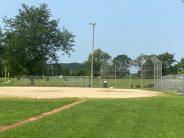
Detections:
[134, 54, 152, 77]
[176, 58, 184, 74]
[3, 4, 75, 76]
[134, 54, 150, 66]
[0, 28, 4, 77]
[158, 52, 177, 75]
[0, 28, 3, 53]
[180, 70, 184, 74]
[85, 49, 111, 76]
[113, 54, 131, 77]
[142, 57, 154, 78]
[0, 28, 3, 47]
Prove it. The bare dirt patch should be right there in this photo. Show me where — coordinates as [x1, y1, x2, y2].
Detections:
[0, 87, 160, 99]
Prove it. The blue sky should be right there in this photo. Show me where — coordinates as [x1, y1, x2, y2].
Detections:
[0, 0, 184, 63]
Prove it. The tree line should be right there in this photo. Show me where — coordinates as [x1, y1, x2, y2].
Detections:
[0, 3, 183, 77]
[47, 49, 184, 77]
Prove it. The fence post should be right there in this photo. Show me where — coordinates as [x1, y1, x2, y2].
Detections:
[164, 76, 166, 92]
[157, 63, 159, 91]
[154, 64, 156, 91]
[183, 75, 184, 93]
[141, 64, 143, 89]
[14, 77, 16, 86]
[86, 76, 88, 87]
[161, 62, 163, 92]
[114, 64, 117, 88]
[129, 73, 132, 89]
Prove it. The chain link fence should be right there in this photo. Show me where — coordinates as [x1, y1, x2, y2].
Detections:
[0, 76, 90, 87]
[99, 55, 163, 91]
[162, 74, 184, 93]
[0, 56, 164, 91]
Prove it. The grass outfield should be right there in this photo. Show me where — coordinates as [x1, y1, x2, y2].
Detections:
[0, 98, 77, 126]
[0, 77, 154, 89]
[1, 94, 184, 137]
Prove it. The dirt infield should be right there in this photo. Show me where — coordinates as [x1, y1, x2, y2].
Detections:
[0, 87, 160, 99]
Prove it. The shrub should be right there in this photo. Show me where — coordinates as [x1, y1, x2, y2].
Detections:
[136, 85, 141, 88]
[148, 84, 154, 88]
[131, 85, 134, 88]
[143, 85, 148, 88]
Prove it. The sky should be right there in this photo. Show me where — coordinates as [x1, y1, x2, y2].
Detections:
[0, 0, 184, 63]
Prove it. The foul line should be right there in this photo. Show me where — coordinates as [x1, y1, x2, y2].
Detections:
[0, 99, 86, 133]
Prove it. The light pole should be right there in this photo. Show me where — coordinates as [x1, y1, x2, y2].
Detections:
[90, 23, 96, 88]
[140, 55, 145, 89]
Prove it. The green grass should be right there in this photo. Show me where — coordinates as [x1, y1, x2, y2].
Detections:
[0, 77, 155, 90]
[0, 98, 77, 126]
[93, 78, 154, 89]
[1, 95, 184, 137]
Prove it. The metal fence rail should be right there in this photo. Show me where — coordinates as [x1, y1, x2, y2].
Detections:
[0, 75, 162, 91]
[100, 55, 163, 91]
[0, 76, 91, 87]
[162, 74, 184, 93]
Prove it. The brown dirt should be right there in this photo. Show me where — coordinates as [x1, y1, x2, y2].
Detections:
[0, 87, 160, 99]
[0, 99, 85, 133]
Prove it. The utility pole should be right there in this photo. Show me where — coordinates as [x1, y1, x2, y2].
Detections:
[140, 55, 145, 89]
[114, 64, 117, 88]
[52, 64, 54, 76]
[90, 23, 96, 88]
[5, 66, 7, 78]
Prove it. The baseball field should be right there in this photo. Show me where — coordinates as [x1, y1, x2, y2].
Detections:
[0, 87, 183, 138]
[0, 77, 155, 89]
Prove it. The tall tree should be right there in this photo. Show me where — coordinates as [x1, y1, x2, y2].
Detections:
[113, 54, 131, 76]
[0, 28, 3, 57]
[134, 54, 152, 77]
[0, 28, 5, 77]
[3, 4, 75, 76]
[158, 52, 177, 75]
[85, 49, 111, 76]
[142, 56, 154, 78]
[176, 58, 184, 74]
